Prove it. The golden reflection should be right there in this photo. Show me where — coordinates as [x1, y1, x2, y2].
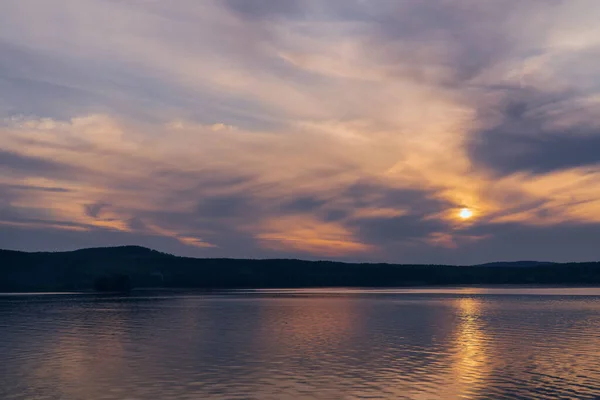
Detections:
[443, 297, 490, 399]
[435, 296, 600, 398]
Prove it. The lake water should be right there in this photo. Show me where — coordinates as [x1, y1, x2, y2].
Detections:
[1, 288, 600, 399]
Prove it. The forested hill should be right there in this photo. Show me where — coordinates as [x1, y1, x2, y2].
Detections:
[1, 246, 600, 292]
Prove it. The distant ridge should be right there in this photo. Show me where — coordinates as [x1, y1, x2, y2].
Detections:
[476, 261, 557, 268]
[0, 246, 569, 266]
[24, 245, 174, 257]
[1, 246, 599, 292]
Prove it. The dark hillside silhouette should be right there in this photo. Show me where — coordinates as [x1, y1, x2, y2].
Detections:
[93, 274, 133, 292]
[1, 246, 599, 292]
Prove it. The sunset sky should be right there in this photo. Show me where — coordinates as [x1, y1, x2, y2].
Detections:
[2, 0, 600, 264]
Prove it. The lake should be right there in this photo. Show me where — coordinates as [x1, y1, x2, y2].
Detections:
[1, 288, 600, 399]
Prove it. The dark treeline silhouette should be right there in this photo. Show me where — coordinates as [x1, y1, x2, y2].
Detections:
[93, 274, 133, 293]
[1, 246, 600, 292]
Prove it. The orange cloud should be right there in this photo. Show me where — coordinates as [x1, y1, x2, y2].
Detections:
[257, 216, 372, 257]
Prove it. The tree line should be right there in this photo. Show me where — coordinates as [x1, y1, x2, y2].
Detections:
[1, 246, 599, 292]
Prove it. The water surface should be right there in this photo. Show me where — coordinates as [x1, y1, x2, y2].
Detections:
[1, 288, 600, 399]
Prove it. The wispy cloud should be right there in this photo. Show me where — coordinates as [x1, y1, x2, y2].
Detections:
[1, 0, 600, 263]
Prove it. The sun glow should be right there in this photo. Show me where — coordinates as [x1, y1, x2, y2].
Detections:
[459, 208, 474, 220]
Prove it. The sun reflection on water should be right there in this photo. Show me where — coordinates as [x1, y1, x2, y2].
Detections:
[3, 292, 600, 399]
[443, 297, 490, 399]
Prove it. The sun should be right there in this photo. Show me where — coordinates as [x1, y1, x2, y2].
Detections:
[459, 208, 473, 220]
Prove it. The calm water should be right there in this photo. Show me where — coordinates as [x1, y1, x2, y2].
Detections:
[1, 288, 600, 400]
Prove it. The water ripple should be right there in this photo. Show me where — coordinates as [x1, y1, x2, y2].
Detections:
[1, 290, 600, 399]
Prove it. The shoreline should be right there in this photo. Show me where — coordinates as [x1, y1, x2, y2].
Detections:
[3, 284, 600, 296]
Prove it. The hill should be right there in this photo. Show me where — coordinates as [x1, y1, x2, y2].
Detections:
[477, 261, 557, 268]
[1, 246, 599, 292]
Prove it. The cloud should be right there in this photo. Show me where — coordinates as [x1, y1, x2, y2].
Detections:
[279, 196, 327, 214]
[223, 0, 304, 20]
[256, 215, 372, 257]
[0, 149, 76, 178]
[469, 88, 600, 176]
[1, 0, 600, 262]
[84, 202, 110, 219]
[0, 184, 71, 193]
[352, 214, 448, 245]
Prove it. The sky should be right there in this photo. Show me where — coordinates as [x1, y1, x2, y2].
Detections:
[1, 0, 600, 264]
